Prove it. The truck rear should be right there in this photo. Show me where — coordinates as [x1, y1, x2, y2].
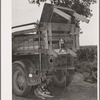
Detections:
[12, 3, 89, 97]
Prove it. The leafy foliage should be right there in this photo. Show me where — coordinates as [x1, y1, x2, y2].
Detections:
[75, 46, 97, 83]
[77, 46, 97, 62]
[28, 0, 97, 18]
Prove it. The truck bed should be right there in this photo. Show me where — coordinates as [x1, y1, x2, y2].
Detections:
[12, 34, 45, 55]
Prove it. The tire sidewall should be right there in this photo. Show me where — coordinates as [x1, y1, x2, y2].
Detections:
[12, 61, 31, 96]
[52, 70, 70, 88]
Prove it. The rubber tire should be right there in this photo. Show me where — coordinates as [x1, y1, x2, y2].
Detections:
[12, 61, 31, 97]
[52, 70, 70, 88]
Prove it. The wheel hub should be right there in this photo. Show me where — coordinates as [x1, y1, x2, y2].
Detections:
[17, 75, 25, 87]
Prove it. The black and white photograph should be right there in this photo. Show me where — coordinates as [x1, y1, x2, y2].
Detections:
[1, 0, 99, 100]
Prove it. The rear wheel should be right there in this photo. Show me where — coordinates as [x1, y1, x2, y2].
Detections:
[12, 61, 31, 96]
[52, 70, 70, 88]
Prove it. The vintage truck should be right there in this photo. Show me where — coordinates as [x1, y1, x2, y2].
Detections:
[12, 3, 89, 97]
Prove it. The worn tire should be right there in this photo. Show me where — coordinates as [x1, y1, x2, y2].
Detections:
[12, 61, 31, 96]
[52, 70, 70, 88]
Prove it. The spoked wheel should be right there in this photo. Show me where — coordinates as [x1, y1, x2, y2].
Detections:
[52, 70, 70, 88]
[12, 61, 31, 96]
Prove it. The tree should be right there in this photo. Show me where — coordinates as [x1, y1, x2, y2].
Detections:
[28, 0, 97, 18]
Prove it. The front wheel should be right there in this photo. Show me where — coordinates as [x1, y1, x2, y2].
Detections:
[12, 61, 31, 96]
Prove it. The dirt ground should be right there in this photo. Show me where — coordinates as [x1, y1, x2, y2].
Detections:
[13, 72, 97, 100]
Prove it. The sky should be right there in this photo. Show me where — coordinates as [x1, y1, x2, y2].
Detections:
[80, 4, 98, 46]
[12, 0, 99, 46]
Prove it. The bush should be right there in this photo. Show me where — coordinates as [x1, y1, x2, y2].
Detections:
[77, 46, 97, 62]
